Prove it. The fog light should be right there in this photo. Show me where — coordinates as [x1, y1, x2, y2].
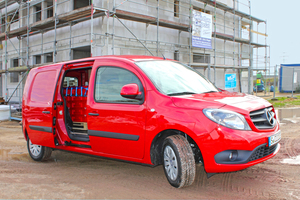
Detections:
[229, 150, 238, 161]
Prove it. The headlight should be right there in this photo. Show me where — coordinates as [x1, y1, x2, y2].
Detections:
[203, 109, 251, 130]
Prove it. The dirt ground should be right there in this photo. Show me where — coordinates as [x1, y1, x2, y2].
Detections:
[0, 119, 300, 199]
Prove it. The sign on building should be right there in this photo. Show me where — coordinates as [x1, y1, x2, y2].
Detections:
[192, 10, 212, 49]
[225, 74, 237, 89]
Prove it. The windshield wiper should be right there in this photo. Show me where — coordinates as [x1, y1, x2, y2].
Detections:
[168, 92, 197, 96]
[202, 90, 218, 94]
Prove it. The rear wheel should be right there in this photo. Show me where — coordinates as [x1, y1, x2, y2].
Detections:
[27, 137, 52, 161]
[162, 135, 196, 188]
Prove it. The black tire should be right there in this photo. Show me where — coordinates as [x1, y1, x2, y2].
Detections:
[162, 135, 196, 188]
[27, 137, 52, 161]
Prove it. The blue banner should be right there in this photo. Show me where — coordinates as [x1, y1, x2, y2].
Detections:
[225, 74, 237, 89]
[192, 37, 212, 49]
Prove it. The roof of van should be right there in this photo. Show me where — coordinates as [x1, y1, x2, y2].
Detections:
[31, 55, 169, 71]
[68, 55, 167, 64]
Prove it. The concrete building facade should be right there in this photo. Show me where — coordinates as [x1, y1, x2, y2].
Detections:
[0, 0, 268, 103]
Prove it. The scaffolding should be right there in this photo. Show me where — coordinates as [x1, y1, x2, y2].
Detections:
[0, 0, 269, 105]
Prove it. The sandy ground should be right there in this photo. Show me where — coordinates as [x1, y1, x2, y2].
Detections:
[0, 120, 300, 199]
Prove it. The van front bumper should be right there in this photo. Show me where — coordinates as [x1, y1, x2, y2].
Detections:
[196, 124, 281, 173]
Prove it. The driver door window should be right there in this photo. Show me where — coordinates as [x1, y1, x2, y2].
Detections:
[94, 67, 142, 103]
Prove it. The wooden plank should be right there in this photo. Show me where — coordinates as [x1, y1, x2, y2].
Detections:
[31, 17, 55, 30]
[0, 66, 28, 74]
[116, 9, 156, 24]
[214, 31, 234, 40]
[115, 9, 189, 31]
[58, 5, 92, 22]
[0, 97, 5, 104]
[0, 26, 27, 41]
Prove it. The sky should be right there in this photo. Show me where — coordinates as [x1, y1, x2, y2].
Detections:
[250, 0, 300, 67]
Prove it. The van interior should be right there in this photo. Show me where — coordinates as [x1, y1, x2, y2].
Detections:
[62, 67, 92, 142]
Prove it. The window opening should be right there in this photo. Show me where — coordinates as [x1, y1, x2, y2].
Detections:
[35, 4, 42, 22]
[74, 0, 91, 10]
[174, 0, 179, 17]
[193, 53, 211, 63]
[46, 53, 53, 63]
[10, 59, 19, 83]
[174, 50, 179, 61]
[34, 55, 41, 65]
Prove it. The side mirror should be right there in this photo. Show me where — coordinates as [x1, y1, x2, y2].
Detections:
[120, 84, 142, 100]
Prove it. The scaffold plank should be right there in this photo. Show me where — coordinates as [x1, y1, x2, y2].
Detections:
[0, 26, 27, 40]
[115, 9, 189, 31]
[0, 66, 28, 74]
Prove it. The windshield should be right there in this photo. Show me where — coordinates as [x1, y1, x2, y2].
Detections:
[136, 60, 218, 96]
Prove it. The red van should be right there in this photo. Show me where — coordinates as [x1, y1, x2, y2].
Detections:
[22, 55, 281, 188]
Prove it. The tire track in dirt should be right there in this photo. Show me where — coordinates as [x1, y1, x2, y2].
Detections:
[284, 138, 299, 158]
[229, 167, 287, 199]
[221, 173, 232, 193]
[194, 165, 208, 187]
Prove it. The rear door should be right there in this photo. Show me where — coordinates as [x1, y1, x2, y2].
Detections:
[87, 60, 146, 159]
[25, 64, 62, 147]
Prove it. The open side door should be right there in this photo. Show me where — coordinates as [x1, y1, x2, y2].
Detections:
[25, 64, 63, 148]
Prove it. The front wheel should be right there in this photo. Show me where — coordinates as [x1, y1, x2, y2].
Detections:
[162, 135, 196, 188]
[27, 137, 52, 161]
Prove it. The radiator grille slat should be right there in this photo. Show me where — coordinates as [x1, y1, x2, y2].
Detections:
[250, 107, 276, 129]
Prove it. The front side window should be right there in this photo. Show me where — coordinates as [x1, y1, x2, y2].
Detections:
[94, 67, 142, 103]
[136, 60, 218, 96]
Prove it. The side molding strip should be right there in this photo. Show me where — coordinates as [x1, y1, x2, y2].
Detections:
[88, 130, 139, 141]
[29, 125, 52, 133]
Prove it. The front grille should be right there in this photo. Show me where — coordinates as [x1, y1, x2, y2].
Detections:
[248, 143, 278, 162]
[250, 107, 276, 129]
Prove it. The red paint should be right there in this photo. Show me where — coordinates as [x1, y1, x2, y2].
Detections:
[120, 83, 140, 97]
[22, 55, 280, 174]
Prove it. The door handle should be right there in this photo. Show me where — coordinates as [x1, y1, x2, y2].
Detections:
[42, 111, 50, 114]
[88, 113, 99, 116]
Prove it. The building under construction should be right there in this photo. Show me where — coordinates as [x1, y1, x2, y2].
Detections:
[0, 0, 269, 104]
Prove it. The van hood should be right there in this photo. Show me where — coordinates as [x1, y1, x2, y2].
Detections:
[171, 91, 272, 114]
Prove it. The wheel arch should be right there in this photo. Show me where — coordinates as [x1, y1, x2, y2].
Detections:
[150, 129, 203, 166]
